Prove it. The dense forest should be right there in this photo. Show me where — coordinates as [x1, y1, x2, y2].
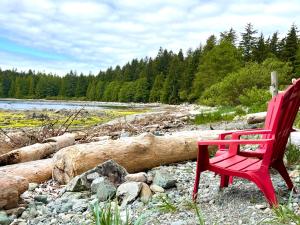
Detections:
[0, 23, 299, 107]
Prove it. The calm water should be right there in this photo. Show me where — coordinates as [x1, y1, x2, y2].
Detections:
[0, 99, 140, 111]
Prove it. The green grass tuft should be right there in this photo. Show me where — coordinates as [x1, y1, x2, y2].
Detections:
[285, 142, 300, 166]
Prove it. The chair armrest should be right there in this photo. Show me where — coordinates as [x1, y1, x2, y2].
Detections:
[231, 129, 272, 139]
[219, 131, 235, 140]
[198, 138, 274, 146]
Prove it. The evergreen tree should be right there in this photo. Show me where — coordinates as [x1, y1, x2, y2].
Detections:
[86, 81, 96, 100]
[134, 78, 149, 102]
[220, 28, 237, 45]
[149, 73, 164, 102]
[253, 33, 268, 63]
[283, 24, 299, 72]
[203, 35, 217, 53]
[190, 40, 242, 101]
[161, 57, 181, 104]
[240, 23, 257, 62]
[269, 32, 279, 57]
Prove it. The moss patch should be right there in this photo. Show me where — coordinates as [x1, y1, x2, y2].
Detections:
[0, 109, 147, 129]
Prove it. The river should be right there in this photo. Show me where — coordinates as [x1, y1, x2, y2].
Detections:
[0, 99, 155, 111]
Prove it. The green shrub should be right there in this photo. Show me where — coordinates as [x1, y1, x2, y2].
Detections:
[193, 106, 245, 125]
[239, 87, 271, 112]
[199, 58, 292, 106]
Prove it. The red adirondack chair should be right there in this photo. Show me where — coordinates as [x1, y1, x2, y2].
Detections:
[193, 79, 300, 206]
[216, 92, 284, 158]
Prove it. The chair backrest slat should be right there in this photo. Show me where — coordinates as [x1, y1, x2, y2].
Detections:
[265, 79, 300, 164]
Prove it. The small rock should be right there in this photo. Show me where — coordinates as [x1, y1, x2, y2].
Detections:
[153, 169, 176, 189]
[34, 195, 48, 204]
[146, 174, 154, 184]
[289, 170, 300, 178]
[139, 183, 152, 203]
[20, 211, 29, 219]
[117, 182, 142, 206]
[170, 221, 185, 225]
[60, 202, 73, 213]
[120, 132, 130, 137]
[0, 211, 11, 225]
[255, 204, 267, 210]
[5, 207, 25, 217]
[150, 184, 165, 193]
[95, 178, 117, 202]
[125, 172, 147, 183]
[65, 175, 88, 192]
[86, 172, 99, 181]
[72, 199, 88, 212]
[28, 183, 39, 191]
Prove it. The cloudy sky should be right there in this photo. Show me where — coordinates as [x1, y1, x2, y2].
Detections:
[0, 0, 299, 75]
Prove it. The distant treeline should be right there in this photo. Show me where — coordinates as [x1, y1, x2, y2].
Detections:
[0, 23, 299, 106]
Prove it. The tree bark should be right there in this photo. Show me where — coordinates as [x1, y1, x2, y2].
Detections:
[0, 158, 53, 184]
[0, 159, 53, 209]
[0, 133, 77, 166]
[246, 112, 267, 124]
[53, 130, 225, 184]
[0, 174, 28, 209]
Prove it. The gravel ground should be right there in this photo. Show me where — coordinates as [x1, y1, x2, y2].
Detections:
[2, 106, 300, 225]
[8, 161, 300, 225]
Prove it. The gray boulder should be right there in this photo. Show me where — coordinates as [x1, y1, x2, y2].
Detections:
[153, 169, 176, 189]
[65, 160, 128, 192]
[93, 177, 117, 202]
[116, 182, 142, 206]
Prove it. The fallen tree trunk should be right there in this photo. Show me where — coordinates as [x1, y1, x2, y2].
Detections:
[245, 112, 267, 124]
[0, 158, 53, 184]
[0, 133, 76, 166]
[0, 131, 32, 155]
[0, 159, 53, 209]
[0, 174, 28, 209]
[53, 130, 226, 184]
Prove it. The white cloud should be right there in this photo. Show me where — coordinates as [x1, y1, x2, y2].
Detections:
[0, 0, 299, 75]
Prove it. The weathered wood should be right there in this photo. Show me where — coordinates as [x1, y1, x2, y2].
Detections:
[0, 133, 76, 166]
[246, 112, 267, 124]
[53, 130, 226, 184]
[0, 131, 32, 155]
[270, 71, 278, 97]
[0, 174, 28, 209]
[0, 159, 53, 209]
[0, 158, 53, 184]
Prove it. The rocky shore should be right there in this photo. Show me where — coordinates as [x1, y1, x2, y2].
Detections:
[0, 104, 299, 225]
[3, 160, 300, 225]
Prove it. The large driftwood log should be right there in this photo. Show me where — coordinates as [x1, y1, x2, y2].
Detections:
[53, 130, 226, 184]
[0, 174, 28, 209]
[245, 112, 267, 124]
[0, 158, 53, 184]
[0, 131, 32, 155]
[0, 159, 53, 209]
[0, 133, 76, 166]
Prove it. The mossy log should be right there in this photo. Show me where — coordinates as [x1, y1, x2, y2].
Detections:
[53, 130, 226, 184]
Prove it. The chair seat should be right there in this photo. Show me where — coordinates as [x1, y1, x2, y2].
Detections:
[209, 154, 262, 172]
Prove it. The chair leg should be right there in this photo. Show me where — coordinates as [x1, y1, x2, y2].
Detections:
[229, 176, 233, 185]
[220, 175, 229, 188]
[272, 160, 294, 190]
[193, 161, 201, 201]
[193, 145, 209, 201]
[251, 172, 278, 207]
